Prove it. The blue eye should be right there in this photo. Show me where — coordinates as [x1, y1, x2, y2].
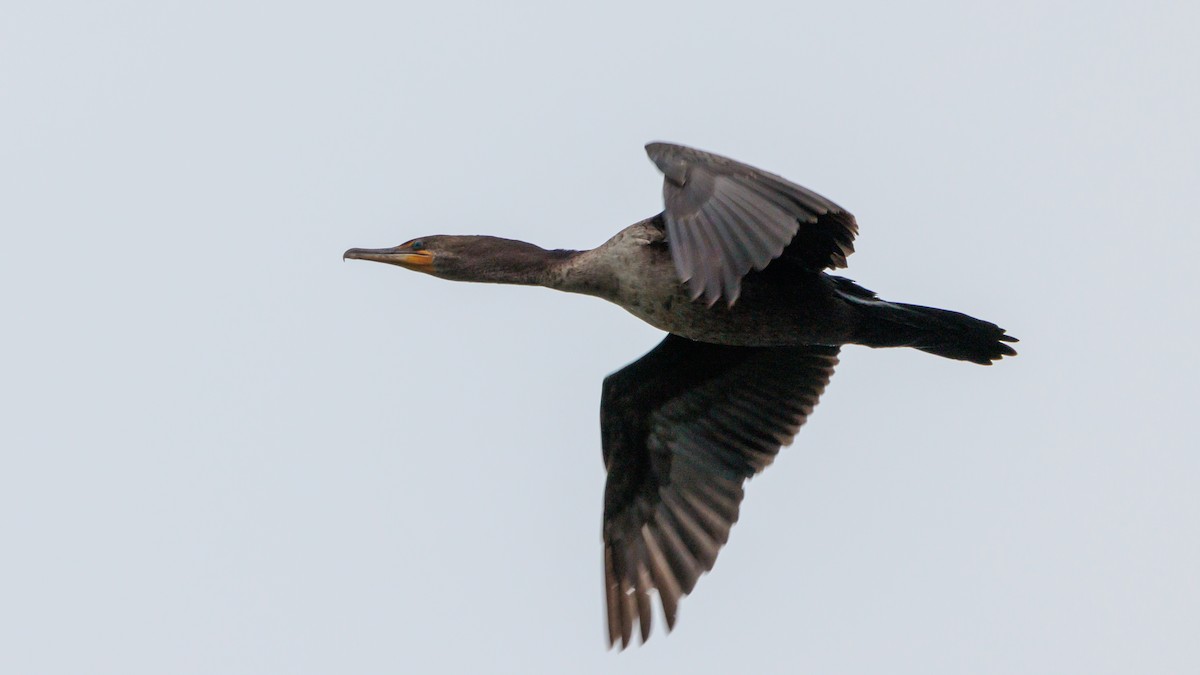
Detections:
[411, 241, 426, 251]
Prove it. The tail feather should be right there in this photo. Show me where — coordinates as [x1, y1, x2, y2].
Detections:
[857, 301, 1018, 365]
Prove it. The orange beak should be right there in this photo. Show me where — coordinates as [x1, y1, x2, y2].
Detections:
[343, 246, 435, 272]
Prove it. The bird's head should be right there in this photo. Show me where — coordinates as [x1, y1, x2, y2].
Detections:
[344, 235, 567, 284]
[344, 236, 441, 273]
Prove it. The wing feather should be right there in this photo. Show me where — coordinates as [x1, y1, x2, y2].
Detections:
[600, 335, 839, 647]
[647, 142, 857, 304]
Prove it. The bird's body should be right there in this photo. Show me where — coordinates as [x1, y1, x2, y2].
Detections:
[345, 142, 1016, 648]
[548, 217, 861, 347]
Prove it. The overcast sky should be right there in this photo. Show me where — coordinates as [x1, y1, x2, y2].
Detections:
[2, 1, 1198, 673]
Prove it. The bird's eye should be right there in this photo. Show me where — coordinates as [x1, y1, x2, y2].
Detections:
[410, 241, 426, 251]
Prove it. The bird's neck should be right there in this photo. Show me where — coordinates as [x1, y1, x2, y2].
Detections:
[449, 238, 582, 287]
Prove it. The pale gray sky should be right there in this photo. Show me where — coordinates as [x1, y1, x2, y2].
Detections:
[2, 1, 1197, 673]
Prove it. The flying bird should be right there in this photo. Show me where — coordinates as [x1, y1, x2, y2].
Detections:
[344, 142, 1016, 648]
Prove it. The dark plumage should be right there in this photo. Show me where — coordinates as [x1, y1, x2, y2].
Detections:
[344, 142, 1017, 648]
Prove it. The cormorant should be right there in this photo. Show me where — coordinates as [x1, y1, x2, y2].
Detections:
[344, 142, 1016, 648]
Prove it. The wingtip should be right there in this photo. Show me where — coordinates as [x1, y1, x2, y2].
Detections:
[664, 606, 678, 632]
[644, 140, 672, 157]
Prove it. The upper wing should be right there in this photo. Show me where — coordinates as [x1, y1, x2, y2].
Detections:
[600, 335, 839, 648]
[646, 142, 858, 306]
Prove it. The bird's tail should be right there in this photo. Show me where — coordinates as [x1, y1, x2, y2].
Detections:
[855, 300, 1018, 365]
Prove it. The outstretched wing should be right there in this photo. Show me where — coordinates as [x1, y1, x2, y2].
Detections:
[600, 335, 839, 648]
[646, 141, 857, 306]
